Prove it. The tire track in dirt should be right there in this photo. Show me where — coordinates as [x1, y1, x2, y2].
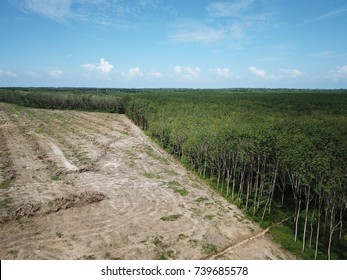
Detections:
[1, 123, 59, 207]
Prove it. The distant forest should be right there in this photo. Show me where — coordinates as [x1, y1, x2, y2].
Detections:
[0, 87, 346, 259]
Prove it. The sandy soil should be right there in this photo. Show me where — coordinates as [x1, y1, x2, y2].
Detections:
[0, 103, 293, 260]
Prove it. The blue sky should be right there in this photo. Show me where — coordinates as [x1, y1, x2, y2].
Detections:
[0, 0, 347, 88]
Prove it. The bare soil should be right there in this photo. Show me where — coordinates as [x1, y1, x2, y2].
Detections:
[0, 103, 293, 260]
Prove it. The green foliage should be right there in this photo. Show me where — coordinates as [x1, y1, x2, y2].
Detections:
[0, 196, 13, 213]
[142, 172, 161, 179]
[160, 214, 182, 221]
[0, 88, 125, 113]
[82, 254, 96, 260]
[202, 243, 218, 254]
[195, 197, 209, 203]
[0, 180, 11, 190]
[172, 187, 189, 196]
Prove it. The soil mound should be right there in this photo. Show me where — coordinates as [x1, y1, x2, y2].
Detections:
[47, 191, 107, 213]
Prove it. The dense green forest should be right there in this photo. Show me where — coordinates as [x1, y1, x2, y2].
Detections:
[0, 87, 346, 259]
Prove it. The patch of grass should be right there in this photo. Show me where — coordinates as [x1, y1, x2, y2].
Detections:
[143, 172, 161, 180]
[160, 214, 182, 222]
[178, 233, 188, 240]
[189, 239, 198, 248]
[155, 248, 176, 260]
[172, 187, 189, 196]
[0, 196, 12, 212]
[83, 254, 96, 260]
[164, 169, 179, 176]
[168, 180, 181, 187]
[195, 196, 209, 203]
[202, 243, 218, 255]
[189, 208, 202, 216]
[156, 252, 169, 260]
[268, 223, 317, 260]
[0, 180, 11, 190]
[144, 145, 169, 164]
[56, 232, 63, 238]
[73, 150, 91, 166]
[122, 148, 138, 159]
[204, 214, 214, 220]
[152, 235, 176, 260]
[51, 174, 62, 181]
[153, 236, 164, 246]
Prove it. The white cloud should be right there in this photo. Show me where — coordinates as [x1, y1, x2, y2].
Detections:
[122, 67, 144, 79]
[279, 68, 302, 78]
[210, 67, 233, 78]
[248, 66, 280, 80]
[327, 65, 347, 81]
[296, 8, 347, 28]
[81, 58, 113, 73]
[96, 58, 113, 73]
[174, 66, 201, 81]
[12, 0, 162, 27]
[0, 70, 18, 78]
[170, 20, 224, 44]
[147, 70, 163, 78]
[316, 8, 347, 21]
[26, 71, 41, 78]
[170, 0, 272, 45]
[248, 66, 266, 78]
[21, 0, 72, 22]
[49, 69, 63, 78]
[81, 63, 96, 71]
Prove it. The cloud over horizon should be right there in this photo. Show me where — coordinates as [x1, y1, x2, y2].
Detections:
[49, 69, 64, 78]
[248, 66, 280, 80]
[0, 69, 18, 78]
[122, 67, 144, 79]
[327, 65, 347, 81]
[174, 66, 201, 81]
[81, 58, 114, 74]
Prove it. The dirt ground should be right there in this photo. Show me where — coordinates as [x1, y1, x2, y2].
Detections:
[0, 103, 293, 260]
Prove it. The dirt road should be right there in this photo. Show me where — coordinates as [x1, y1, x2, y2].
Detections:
[0, 103, 293, 260]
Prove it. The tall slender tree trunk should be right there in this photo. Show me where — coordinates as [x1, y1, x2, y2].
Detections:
[295, 197, 301, 242]
[238, 166, 246, 203]
[315, 195, 322, 260]
[339, 206, 345, 240]
[268, 160, 279, 214]
[262, 160, 278, 220]
[245, 174, 252, 210]
[309, 202, 316, 249]
[302, 185, 312, 252]
[231, 161, 237, 199]
[328, 206, 334, 260]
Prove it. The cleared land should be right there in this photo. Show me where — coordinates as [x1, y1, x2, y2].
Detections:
[0, 103, 293, 260]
